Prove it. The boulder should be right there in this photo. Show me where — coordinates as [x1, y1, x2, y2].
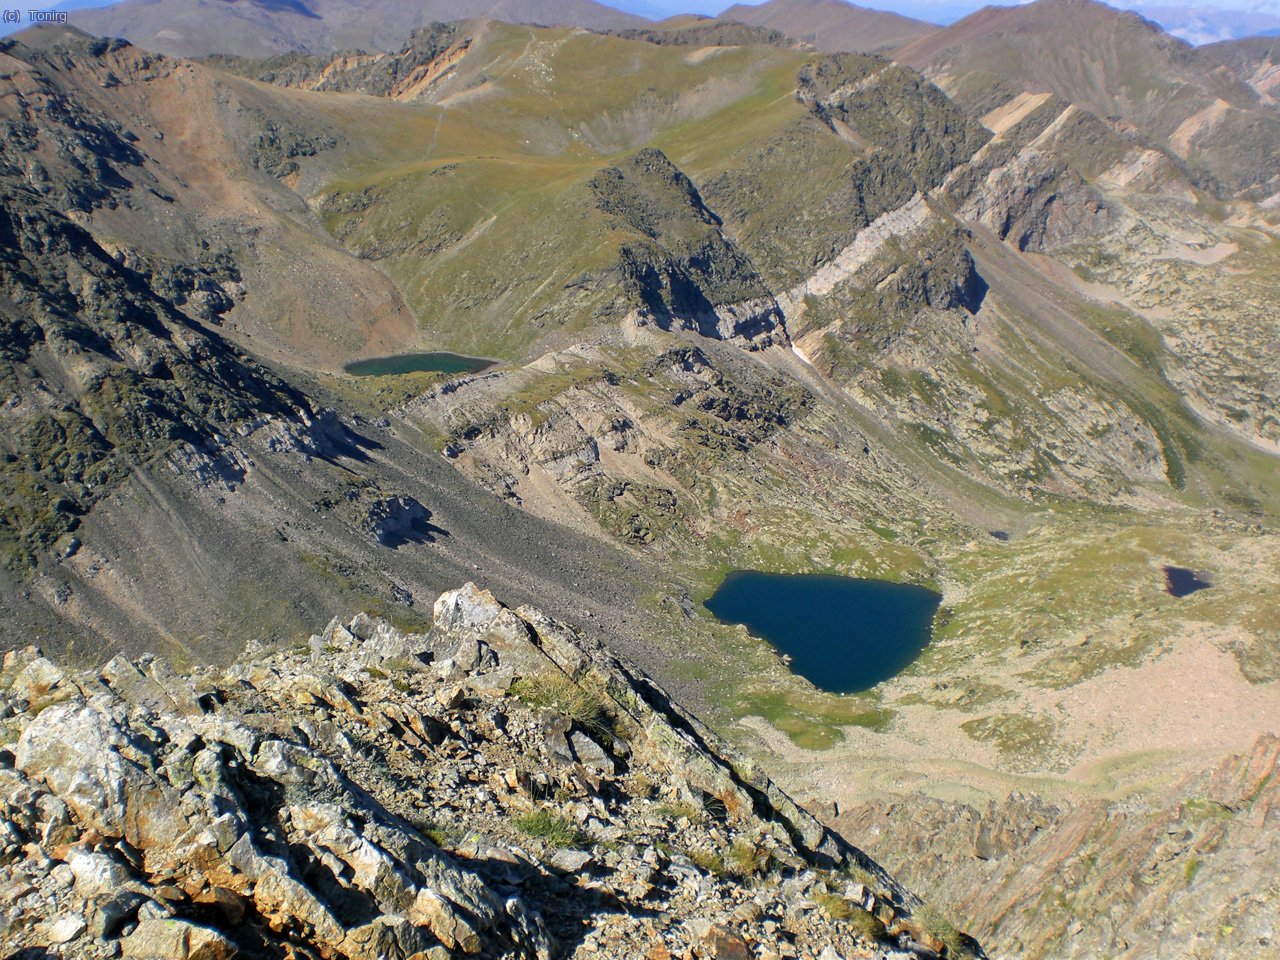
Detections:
[46, 914, 87, 944]
[570, 731, 615, 776]
[702, 923, 751, 960]
[549, 848, 592, 873]
[68, 847, 134, 896]
[432, 583, 542, 675]
[364, 495, 432, 546]
[340, 915, 436, 960]
[409, 888, 481, 953]
[8, 656, 67, 704]
[348, 613, 434, 668]
[121, 918, 238, 960]
[87, 890, 149, 939]
[16, 699, 189, 850]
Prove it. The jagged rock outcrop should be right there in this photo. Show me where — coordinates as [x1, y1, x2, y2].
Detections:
[0, 584, 973, 960]
[363, 495, 433, 546]
[207, 25, 469, 101]
[943, 103, 1123, 253]
[592, 148, 787, 348]
[795, 54, 991, 233]
[403, 343, 813, 547]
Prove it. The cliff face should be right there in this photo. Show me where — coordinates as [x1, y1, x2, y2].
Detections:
[0, 583, 975, 960]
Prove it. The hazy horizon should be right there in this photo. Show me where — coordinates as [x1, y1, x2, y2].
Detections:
[9, 0, 1280, 44]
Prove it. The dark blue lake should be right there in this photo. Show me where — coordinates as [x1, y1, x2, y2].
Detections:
[343, 352, 495, 377]
[1163, 565, 1212, 598]
[704, 572, 942, 693]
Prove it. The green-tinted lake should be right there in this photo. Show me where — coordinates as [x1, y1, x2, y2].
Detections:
[343, 353, 495, 377]
[704, 572, 942, 693]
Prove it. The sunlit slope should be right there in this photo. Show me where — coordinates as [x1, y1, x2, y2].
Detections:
[720, 0, 938, 53]
[232, 20, 1280, 517]
[68, 0, 646, 58]
[292, 26, 818, 354]
[273, 25, 989, 356]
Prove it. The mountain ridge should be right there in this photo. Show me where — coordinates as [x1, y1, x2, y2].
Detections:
[719, 0, 939, 53]
[892, 0, 1280, 199]
[0, 583, 979, 959]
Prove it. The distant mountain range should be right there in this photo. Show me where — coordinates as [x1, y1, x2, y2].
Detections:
[4, 0, 1276, 50]
[610, 0, 1280, 39]
[58, 0, 649, 56]
[894, 0, 1280, 196]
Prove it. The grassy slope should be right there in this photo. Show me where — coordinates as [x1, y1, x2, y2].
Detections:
[291, 27, 820, 357]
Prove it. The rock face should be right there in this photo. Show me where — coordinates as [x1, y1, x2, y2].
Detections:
[0, 586, 969, 960]
[590, 148, 786, 349]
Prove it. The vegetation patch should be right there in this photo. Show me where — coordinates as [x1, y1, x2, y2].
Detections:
[513, 807, 591, 850]
[509, 673, 611, 739]
[961, 712, 1059, 768]
[580, 478, 679, 545]
[725, 837, 772, 878]
[913, 905, 980, 959]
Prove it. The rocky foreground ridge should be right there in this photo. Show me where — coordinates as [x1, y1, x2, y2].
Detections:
[0, 584, 977, 960]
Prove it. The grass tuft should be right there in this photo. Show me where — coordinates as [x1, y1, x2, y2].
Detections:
[688, 847, 727, 877]
[652, 800, 705, 823]
[726, 837, 771, 878]
[914, 905, 978, 958]
[815, 891, 857, 920]
[847, 905, 888, 942]
[513, 807, 591, 849]
[509, 673, 610, 738]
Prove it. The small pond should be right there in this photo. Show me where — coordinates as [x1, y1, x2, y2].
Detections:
[343, 352, 495, 377]
[704, 571, 942, 694]
[1163, 565, 1212, 598]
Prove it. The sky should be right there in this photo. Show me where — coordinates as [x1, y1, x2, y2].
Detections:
[17, 0, 1280, 14]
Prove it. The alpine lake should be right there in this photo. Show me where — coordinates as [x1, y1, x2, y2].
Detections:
[705, 572, 942, 694]
[343, 352, 495, 377]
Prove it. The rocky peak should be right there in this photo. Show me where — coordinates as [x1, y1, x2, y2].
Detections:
[0, 584, 973, 959]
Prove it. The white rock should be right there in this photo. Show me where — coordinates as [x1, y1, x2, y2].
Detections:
[47, 914, 87, 943]
[69, 849, 134, 896]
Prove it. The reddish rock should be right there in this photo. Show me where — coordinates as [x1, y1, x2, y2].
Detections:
[704, 925, 750, 960]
